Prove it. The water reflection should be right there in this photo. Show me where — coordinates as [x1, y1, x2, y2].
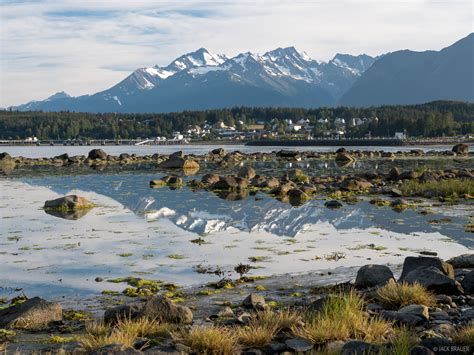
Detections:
[44, 208, 91, 220]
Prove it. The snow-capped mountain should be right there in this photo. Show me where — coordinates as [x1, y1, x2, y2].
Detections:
[13, 47, 375, 113]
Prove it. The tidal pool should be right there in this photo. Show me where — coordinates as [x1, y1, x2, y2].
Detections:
[0, 164, 472, 300]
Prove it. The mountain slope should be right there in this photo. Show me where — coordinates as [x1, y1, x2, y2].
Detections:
[13, 47, 375, 113]
[339, 33, 474, 106]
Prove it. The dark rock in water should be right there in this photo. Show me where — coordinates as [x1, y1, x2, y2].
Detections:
[201, 173, 221, 185]
[211, 148, 225, 156]
[0, 152, 16, 171]
[158, 156, 199, 170]
[91, 343, 142, 355]
[336, 147, 347, 153]
[410, 346, 435, 355]
[452, 143, 469, 155]
[285, 338, 313, 352]
[119, 153, 131, 161]
[211, 176, 247, 191]
[340, 177, 373, 191]
[44, 195, 94, 211]
[0, 297, 62, 329]
[242, 293, 266, 310]
[447, 254, 474, 268]
[170, 151, 183, 158]
[276, 150, 300, 158]
[419, 251, 438, 256]
[380, 310, 425, 326]
[404, 266, 464, 295]
[335, 151, 355, 163]
[390, 188, 403, 197]
[288, 188, 309, 206]
[149, 179, 166, 187]
[461, 270, 474, 294]
[54, 153, 69, 160]
[287, 169, 309, 183]
[325, 200, 343, 209]
[341, 340, 379, 355]
[238, 166, 256, 180]
[400, 256, 455, 280]
[88, 149, 108, 160]
[217, 190, 249, 201]
[355, 264, 394, 289]
[104, 295, 193, 324]
[257, 177, 280, 189]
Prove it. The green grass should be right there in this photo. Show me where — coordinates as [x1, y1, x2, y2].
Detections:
[400, 179, 474, 198]
[292, 291, 392, 345]
[172, 326, 239, 354]
[376, 280, 436, 309]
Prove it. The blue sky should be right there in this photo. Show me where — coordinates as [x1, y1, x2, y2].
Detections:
[0, 0, 472, 107]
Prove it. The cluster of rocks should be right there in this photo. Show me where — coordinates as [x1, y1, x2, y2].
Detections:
[0, 143, 470, 172]
[2, 254, 472, 354]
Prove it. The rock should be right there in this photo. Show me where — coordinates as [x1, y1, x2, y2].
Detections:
[92, 343, 142, 354]
[435, 295, 452, 304]
[398, 170, 418, 180]
[355, 264, 395, 289]
[0, 152, 14, 164]
[341, 340, 379, 355]
[211, 176, 247, 191]
[325, 200, 343, 209]
[149, 179, 166, 187]
[452, 143, 469, 155]
[201, 174, 221, 185]
[390, 188, 403, 197]
[276, 150, 300, 158]
[95, 277, 104, 282]
[158, 156, 200, 170]
[391, 198, 409, 210]
[216, 306, 234, 318]
[242, 293, 265, 310]
[335, 151, 356, 163]
[380, 310, 425, 326]
[287, 169, 309, 183]
[238, 166, 256, 180]
[420, 338, 456, 354]
[44, 195, 94, 211]
[285, 338, 313, 352]
[170, 151, 183, 158]
[237, 312, 252, 325]
[400, 256, 455, 280]
[398, 304, 430, 321]
[162, 176, 183, 186]
[211, 148, 225, 156]
[387, 167, 401, 180]
[0, 297, 62, 329]
[461, 270, 474, 294]
[447, 254, 474, 268]
[288, 188, 309, 206]
[104, 296, 192, 324]
[264, 342, 288, 353]
[256, 177, 280, 189]
[460, 307, 474, 321]
[142, 296, 193, 324]
[404, 266, 464, 295]
[340, 178, 373, 191]
[325, 341, 346, 354]
[410, 346, 435, 355]
[307, 295, 342, 313]
[88, 149, 108, 160]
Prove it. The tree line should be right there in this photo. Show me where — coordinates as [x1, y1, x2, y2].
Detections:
[0, 100, 473, 140]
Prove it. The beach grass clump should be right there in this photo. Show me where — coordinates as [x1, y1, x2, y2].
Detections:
[452, 322, 474, 345]
[376, 280, 435, 309]
[292, 291, 392, 344]
[386, 327, 417, 354]
[400, 179, 474, 198]
[172, 326, 239, 354]
[80, 317, 174, 352]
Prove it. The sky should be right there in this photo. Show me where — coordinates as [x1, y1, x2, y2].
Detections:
[0, 0, 472, 107]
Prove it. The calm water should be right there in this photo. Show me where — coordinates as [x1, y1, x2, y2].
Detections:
[0, 157, 473, 300]
[1, 143, 470, 158]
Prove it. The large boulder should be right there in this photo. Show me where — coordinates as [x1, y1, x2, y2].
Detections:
[340, 177, 373, 191]
[380, 310, 426, 327]
[355, 264, 394, 289]
[104, 295, 192, 324]
[341, 341, 379, 355]
[288, 188, 309, 206]
[88, 149, 108, 160]
[242, 293, 266, 310]
[452, 143, 469, 155]
[400, 256, 454, 281]
[201, 174, 221, 185]
[158, 156, 200, 170]
[404, 266, 463, 295]
[0, 297, 62, 329]
[44, 195, 94, 211]
[447, 254, 474, 268]
[461, 270, 474, 294]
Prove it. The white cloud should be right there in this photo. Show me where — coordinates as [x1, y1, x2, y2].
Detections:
[0, 0, 472, 106]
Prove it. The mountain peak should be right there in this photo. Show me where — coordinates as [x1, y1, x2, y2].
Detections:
[46, 91, 71, 101]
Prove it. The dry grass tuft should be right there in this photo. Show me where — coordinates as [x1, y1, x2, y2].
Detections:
[452, 322, 474, 345]
[80, 328, 137, 352]
[115, 316, 175, 338]
[400, 179, 474, 198]
[292, 290, 392, 345]
[172, 326, 239, 354]
[376, 280, 435, 309]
